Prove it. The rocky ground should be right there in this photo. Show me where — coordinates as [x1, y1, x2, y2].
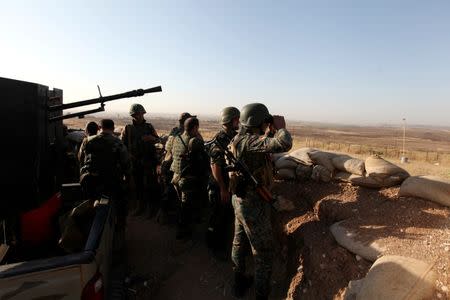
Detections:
[124, 180, 450, 300]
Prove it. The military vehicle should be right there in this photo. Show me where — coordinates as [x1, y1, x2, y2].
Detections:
[0, 77, 162, 299]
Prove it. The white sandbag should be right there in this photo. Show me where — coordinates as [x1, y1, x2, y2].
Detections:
[357, 255, 437, 300]
[287, 148, 315, 166]
[311, 165, 332, 183]
[332, 155, 365, 176]
[365, 155, 409, 186]
[296, 164, 313, 180]
[309, 151, 336, 173]
[399, 175, 450, 207]
[334, 172, 383, 189]
[271, 152, 288, 162]
[330, 221, 385, 261]
[275, 168, 296, 180]
[275, 156, 299, 170]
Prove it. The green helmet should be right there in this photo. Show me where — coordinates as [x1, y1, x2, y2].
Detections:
[221, 106, 240, 124]
[129, 103, 146, 116]
[240, 103, 271, 127]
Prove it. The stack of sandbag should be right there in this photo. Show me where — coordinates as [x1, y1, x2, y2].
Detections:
[335, 155, 409, 188]
[273, 148, 315, 181]
[274, 154, 298, 180]
[296, 164, 313, 180]
[332, 155, 365, 176]
[286, 148, 315, 166]
[365, 155, 410, 187]
[399, 175, 450, 207]
[311, 165, 332, 182]
[343, 255, 437, 300]
[273, 149, 409, 188]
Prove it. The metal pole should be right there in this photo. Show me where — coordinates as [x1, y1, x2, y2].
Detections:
[402, 118, 406, 156]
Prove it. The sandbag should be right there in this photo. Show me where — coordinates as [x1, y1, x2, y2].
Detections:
[275, 168, 296, 180]
[296, 164, 313, 180]
[309, 151, 336, 173]
[332, 155, 365, 176]
[334, 172, 383, 189]
[271, 152, 289, 162]
[365, 155, 409, 186]
[287, 148, 315, 166]
[330, 221, 385, 261]
[334, 172, 353, 182]
[311, 165, 332, 183]
[399, 175, 450, 207]
[357, 255, 437, 300]
[275, 156, 298, 170]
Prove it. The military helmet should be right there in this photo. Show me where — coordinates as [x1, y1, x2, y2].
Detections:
[220, 106, 240, 125]
[179, 112, 195, 123]
[184, 116, 199, 132]
[129, 103, 146, 116]
[240, 103, 271, 127]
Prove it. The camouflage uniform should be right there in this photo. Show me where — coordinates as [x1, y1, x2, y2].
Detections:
[171, 132, 209, 237]
[80, 132, 130, 193]
[160, 125, 184, 210]
[206, 128, 237, 254]
[121, 119, 160, 215]
[230, 128, 292, 297]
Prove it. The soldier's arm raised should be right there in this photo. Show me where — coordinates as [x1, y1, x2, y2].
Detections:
[247, 129, 292, 153]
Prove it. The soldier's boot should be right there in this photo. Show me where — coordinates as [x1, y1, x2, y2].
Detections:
[232, 272, 253, 298]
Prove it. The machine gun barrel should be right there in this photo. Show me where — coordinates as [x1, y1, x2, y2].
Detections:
[48, 86, 162, 112]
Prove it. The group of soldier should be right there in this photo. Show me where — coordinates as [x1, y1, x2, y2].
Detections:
[77, 102, 292, 300]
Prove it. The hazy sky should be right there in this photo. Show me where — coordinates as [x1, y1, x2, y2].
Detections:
[1, 0, 449, 126]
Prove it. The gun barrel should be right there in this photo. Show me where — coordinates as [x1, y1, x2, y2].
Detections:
[48, 86, 162, 112]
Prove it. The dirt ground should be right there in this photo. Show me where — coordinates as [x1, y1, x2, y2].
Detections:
[124, 179, 450, 300]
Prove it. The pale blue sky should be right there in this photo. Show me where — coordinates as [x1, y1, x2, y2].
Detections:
[1, 0, 449, 125]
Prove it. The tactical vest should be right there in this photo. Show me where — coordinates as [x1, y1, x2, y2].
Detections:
[170, 133, 192, 175]
[229, 133, 274, 196]
[125, 121, 157, 166]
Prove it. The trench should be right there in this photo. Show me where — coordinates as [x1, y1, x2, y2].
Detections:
[124, 180, 372, 300]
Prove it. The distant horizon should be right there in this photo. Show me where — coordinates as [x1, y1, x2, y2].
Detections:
[71, 110, 450, 130]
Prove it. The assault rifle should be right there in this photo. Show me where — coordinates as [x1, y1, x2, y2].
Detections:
[204, 137, 274, 204]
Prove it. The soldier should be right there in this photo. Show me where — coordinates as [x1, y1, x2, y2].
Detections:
[121, 104, 161, 218]
[159, 112, 194, 223]
[205, 107, 240, 259]
[229, 103, 292, 299]
[78, 121, 99, 163]
[79, 119, 130, 255]
[170, 117, 209, 239]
